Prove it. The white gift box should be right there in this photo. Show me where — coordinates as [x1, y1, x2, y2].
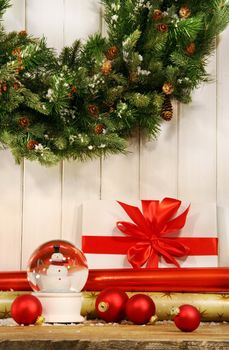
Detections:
[81, 200, 218, 269]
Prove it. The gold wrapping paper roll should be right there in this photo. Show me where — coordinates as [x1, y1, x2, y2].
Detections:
[82, 292, 229, 322]
[0, 292, 26, 318]
[1, 291, 229, 322]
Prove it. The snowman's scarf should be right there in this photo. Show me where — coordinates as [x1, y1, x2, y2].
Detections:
[50, 261, 66, 266]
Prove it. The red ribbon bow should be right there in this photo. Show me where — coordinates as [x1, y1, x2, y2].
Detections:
[117, 198, 190, 269]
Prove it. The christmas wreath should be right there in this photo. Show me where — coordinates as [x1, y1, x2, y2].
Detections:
[0, 0, 229, 165]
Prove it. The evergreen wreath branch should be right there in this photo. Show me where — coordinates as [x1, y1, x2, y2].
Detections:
[0, 0, 229, 165]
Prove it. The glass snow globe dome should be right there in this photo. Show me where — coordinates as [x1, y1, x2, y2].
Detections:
[27, 240, 88, 293]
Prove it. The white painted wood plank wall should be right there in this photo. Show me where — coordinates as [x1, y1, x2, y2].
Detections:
[2, 0, 229, 270]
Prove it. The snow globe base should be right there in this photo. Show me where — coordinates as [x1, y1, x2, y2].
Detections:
[34, 292, 84, 323]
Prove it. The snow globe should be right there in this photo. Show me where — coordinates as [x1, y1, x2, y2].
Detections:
[27, 240, 88, 323]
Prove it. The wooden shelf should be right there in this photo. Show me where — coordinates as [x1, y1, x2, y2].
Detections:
[0, 322, 229, 349]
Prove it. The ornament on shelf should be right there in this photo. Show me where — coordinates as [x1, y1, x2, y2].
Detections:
[106, 46, 119, 60]
[125, 294, 156, 325]
[179, 6, 191, 18]
[27, 240, 88, 323]
[157, 23, 168, 33]
[101, 60, 112, 75]
[27, 140, 38, 150]
[95, 288, 128, 323]
[186, 42, 196, 56]
[171, 304, 201, 332]
[95, 124, 106, 135]
[162, 82, 174, 95]
[11, 294, 42, 325]
[161, 96, 173, 121]
[152, 9, 163, 21]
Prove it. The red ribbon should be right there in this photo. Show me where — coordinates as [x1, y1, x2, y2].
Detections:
[116, 198, 191, 269]
[82, 236, 217, 256]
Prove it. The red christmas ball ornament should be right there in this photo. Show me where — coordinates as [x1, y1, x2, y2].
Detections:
[11, 294, 42, 325]
[172, 304, 201, 332]
[125, 294, 156, 325]
[95, 288, 128, 322]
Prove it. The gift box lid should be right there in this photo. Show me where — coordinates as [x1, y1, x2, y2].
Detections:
[81, 200, 217, 238]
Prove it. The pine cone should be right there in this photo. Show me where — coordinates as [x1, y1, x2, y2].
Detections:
[19, 116, 30, 128]
[101, 60, 112, 75]
[12, 48, 22, 57]
[16, 65, 24, 74]
[88, 104, 99, 116]
[95, 124, 106, 135]
[27, 140, 38, 150]
[179, 6, 191, 18]
[161, 96, 173, 121]
[152, 9, 163, 21]
[68, 86, 77, 97]
[157, 23, 168, 33]
[162, 82, 174, 95]
[186, 42, 196, 55]
[13, 81, 21, 90]
[106, 46, 119, 60]
[18, 30, 27, 37]
[0, 82, 7, 93]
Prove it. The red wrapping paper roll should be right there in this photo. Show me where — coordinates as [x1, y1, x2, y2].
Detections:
[0, 271, 31, 291]
[84, 268, 229, 292]
[2, 268, 229, 292]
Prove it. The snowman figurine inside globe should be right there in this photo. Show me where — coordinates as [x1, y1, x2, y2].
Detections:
[27, 240, 88, 323]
